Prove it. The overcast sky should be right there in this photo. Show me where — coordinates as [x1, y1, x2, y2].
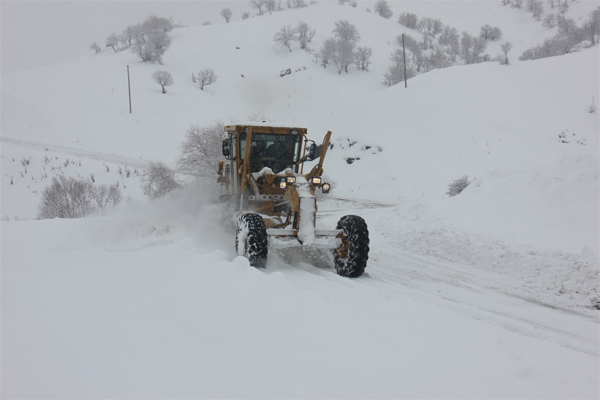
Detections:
[1, 1, 253, 73]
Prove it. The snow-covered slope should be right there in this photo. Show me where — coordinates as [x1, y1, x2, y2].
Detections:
[2, 1, 598, 252]
[2, 1, 599, 398]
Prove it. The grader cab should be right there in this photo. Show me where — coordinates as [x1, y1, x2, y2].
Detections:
[217, 124, 369, 277]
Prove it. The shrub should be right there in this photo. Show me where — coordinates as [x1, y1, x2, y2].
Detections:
[374, 0, 393, 19]
[37, 176, 122, 219]
[141, 161, 181, 199]
[588, 96, 598, 114]
[446, 175, 471, 197]
[94, 183, 122, 211]
[398, 12, 418, 29]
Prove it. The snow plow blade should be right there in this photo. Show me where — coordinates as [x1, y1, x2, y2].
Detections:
[267, 229, 342, 249]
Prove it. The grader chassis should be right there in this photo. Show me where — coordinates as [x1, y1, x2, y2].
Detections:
[218, 124, 369, 277]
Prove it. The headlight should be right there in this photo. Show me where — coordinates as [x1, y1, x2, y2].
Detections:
[311, 177, 322, 185]
[286, 176, 296, 184]
[322, 183, 331, 194]
[275, 177, 288, 190]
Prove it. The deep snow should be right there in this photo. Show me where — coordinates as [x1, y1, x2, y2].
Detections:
[2, 0, 599, 398]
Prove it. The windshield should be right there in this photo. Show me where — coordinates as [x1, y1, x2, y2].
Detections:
[240, 133, 302, 173]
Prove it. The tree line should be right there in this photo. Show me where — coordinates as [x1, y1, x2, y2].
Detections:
[91, 15, 174, 64]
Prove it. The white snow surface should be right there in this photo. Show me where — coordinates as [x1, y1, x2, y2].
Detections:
[2, 1, 599, 398]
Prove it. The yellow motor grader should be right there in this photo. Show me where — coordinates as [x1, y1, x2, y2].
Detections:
[217, 124, 369, 277]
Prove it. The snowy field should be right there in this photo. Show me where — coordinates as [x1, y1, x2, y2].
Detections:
[2, 0, 599, 398]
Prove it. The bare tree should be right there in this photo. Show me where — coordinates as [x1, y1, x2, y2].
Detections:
[288, 0, 307, 8]
[418, 17, 442, 36]
[296, 21, 316, 49]
[274, 25, 296, 51]
[374, 0, 393, 19]
[197, 68, 217, 90]
[90, 42, 102, 54]
[151, 70, 174, 93]
[500, 41, 513, 65]
[132, 29, 171, 63]
[141, 161, 181, 199]
[333, 20, 360, 42]
[106, 33, 120, 52]
[141, 15, 174, 33]
[543, 14, 558, 28]
[557, 0, 568, 16]
[265, 0, 277, 12]
[429, 45, 452, 69]
[439, 26, 460, 57]
[250, 0, 267, 15]
[480, 24, 502, 41]
[527, 0, 544, 20]
[121, 25, 139, 48]
[582, 7, 600, 46]
[557, 16, 578, 36]
[489, 26, 503, 40]
[383, 49, 415, 86]
[460, 32, 487, 64]
[220, 8, 233, 23]
[178, 122, 226, 178]
[332, 39, 356, 74]
[354, 46, 373, 71]
[318, 38, 337, 67]
[130, 15, 173, 63]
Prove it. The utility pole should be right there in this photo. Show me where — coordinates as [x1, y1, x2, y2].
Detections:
[402, 34, 407, 88]
[127, 65, 132, 113]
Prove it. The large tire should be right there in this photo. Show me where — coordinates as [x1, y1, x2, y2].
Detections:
[334, 215, 369, 277]
[236, 213, 268, 268]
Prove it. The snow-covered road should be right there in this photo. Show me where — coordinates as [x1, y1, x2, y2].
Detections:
[2, 197, 598, 399]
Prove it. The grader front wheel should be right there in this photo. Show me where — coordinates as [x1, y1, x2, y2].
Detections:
[334, 215, 369, 278]
[236, 213, 268, 268]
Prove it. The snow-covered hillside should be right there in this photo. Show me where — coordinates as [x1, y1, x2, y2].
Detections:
[2, 1, 599, 398]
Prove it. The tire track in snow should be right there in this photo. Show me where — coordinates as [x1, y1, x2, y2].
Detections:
[369, 251, 598, 356]
[285, 249, 599, 357]
[304, 204, 599, 357]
